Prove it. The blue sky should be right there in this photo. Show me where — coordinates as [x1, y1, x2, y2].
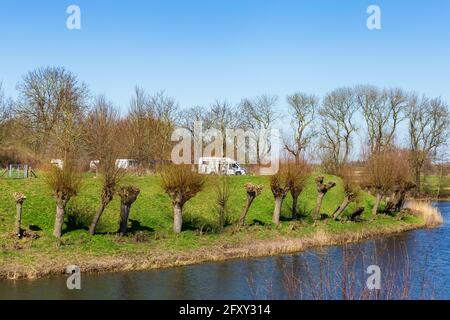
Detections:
[0, 0, 449, 113]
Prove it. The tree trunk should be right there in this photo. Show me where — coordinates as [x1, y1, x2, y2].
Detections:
[314, 193, 325, 220]
[117, 186, 140, 236]
[292, 195, 299, 220]
[15, 202, 23, 238]
[333, 196, 350, 220]
[238, 195, 254, 226]
[119, 203, 130, 236]
[272, 196, 283, 225]
[372, 193, 382, 216]
[414, 167, 421, 196]
[89, 201, 108, 235]
[349, 207, 365, 222]
[53, 200, 66, 238]
[173, 203, 183, 234]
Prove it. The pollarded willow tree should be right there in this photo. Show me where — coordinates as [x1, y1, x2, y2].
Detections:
[313, 176, 336, 220]
[85, 96, 124, 235]
[45, 160, 82, 238]
[13, 192, 26, 238]
[285, 160, 311, 220]
[363, 148, 413, 215]
[270, 168, 290, 225]
[332, 166, 359, 220]
[160, 165, 206, 233]
[238, 183, 263, 226]
[117, 186, 140, 236]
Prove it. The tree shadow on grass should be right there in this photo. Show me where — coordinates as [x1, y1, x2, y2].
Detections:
[29, 224, 42, 231]
[128, 219, 154, 234]
[182, 215, 216, 234]
[64, 205, 92, 234]
[249, 219, 266, 226]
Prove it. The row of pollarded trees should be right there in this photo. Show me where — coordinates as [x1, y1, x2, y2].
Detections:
[11, 150, 414, 239]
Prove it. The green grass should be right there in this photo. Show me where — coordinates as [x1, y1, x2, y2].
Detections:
[423, 175, 450, 197]
[0, 172, 424, 278]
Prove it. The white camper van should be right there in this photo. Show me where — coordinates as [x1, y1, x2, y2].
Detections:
[198, 157, 246, 175]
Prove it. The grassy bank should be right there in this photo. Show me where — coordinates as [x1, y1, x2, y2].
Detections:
[0, 173, 427, 279]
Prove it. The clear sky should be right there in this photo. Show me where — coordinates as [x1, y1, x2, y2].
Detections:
[0, 0, 449, 113]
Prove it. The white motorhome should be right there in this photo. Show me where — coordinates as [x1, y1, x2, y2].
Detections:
[115, 159, 139, 170]
[198, 157, 246, 175]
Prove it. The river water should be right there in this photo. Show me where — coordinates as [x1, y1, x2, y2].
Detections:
[1, 202, 449, 300]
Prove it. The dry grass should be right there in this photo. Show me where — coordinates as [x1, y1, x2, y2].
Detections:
[404, 200, 443, 227]
[0, 220, 425, 280]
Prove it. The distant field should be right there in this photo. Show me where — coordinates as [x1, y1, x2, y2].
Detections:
[423, 175, 450, 198]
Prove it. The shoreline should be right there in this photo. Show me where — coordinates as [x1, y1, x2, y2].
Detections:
[0, 217, 428, 281]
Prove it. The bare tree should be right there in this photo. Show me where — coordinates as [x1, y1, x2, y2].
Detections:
[0, 82, 12, 146]
[148, 90, 179, 164]
[240, 95, 278, 164]
[176, 106, 211, 163]
[15, 67, 89, 156]
[85, 96, 124, 235]
[284, 93, 318, 163]
[355, 86, 408, 153]
[127, 87, 178, 168]
[207, 100, 239, 156]
[319, 88, 358, 173]
[407, 94, 449, 194]
[127, 86, 155, 165]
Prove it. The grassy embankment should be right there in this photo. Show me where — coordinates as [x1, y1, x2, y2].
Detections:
[0, 173, 427, 279]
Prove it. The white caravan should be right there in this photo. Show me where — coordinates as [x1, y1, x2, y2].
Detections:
[50, 159, 64, 169]
[115, 159, 139, 170]
[198, 157, 246, 175]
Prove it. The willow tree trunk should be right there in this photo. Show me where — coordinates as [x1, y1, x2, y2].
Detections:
[90, 201, 107, 235]
[173, 203, 183, 233]
[313, 193, 325, 220]
[291, 194, 299, 220]
[333, 196, 350, 220]
[89, 194, 113, 235]
[117, 186, 140, 236]
[414, 167, 421, 196]
[15, 202, 23, 238]
[313, 177, 336, 221]
[238, 195, 255, 226]
[272, 196, 283, 225]
[372, 193, 382, 216]
[119, 203, 131, 236]
[53, 200, 66, 238]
